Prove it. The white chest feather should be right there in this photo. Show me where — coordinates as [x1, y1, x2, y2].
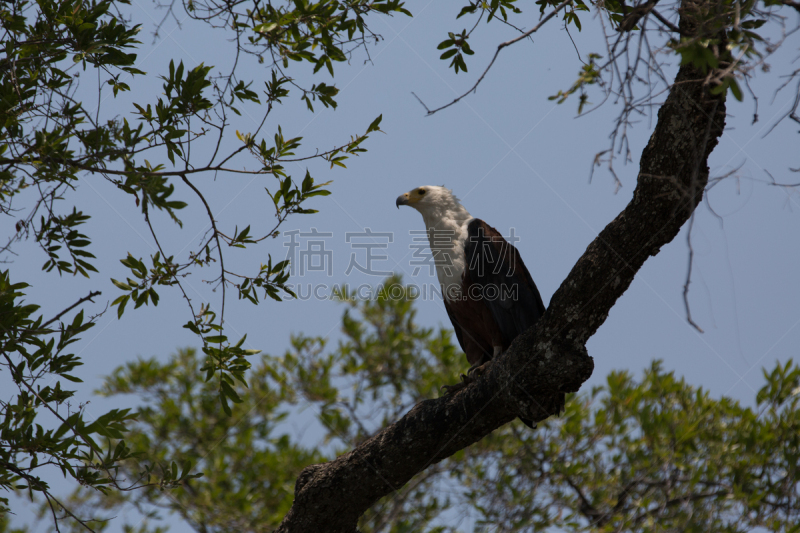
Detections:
[421, 213, 472, 301]
[403, 186, 474, 301]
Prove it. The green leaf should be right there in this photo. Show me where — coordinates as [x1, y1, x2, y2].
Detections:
[112, 295, 129, 319]
[221, 380, 242, 403]
[219, 390, 232, 416]
[729, 78, 743, 101]
[367, 114, 383, 133]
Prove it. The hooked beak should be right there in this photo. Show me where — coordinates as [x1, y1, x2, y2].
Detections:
[396, 194, 409, 209]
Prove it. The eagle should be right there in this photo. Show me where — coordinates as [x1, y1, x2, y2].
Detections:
[397, 186, 548, 426]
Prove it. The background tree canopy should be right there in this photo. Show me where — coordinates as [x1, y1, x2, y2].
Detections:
[1, 0, 799, 531]
[25, 283, 800, 532]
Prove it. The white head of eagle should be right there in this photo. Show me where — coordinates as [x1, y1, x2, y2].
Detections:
[396, 185, 472, 294]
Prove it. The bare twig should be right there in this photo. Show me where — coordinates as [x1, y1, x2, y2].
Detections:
[180, 174, 226, 327]
[651, 9, 682, 33]
[682, 209, 703, 333]
[42, 291, 101, 329]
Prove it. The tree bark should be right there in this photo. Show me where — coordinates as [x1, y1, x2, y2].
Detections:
[275, 4, 727, 532]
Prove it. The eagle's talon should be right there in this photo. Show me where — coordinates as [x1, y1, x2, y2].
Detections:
[467, 361, 490, 378]
[441, 373, 472, 395]
[442, 364, 494, 395]
[441, 382, 465, 395]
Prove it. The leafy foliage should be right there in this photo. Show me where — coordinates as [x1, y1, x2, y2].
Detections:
[441, 0, 776, 102]
[1, 0, 396, 387]
[52, 276, 463, 532]
[437, 30, 475, 74]
[1, 0, 403, 528]
[460, 359, 800, 532]
[54, 280, 800, 532]
[0, 271, 198, 524]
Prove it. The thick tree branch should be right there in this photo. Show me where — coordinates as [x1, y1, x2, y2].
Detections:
[276, 3, 726, 532]
[782, 0, 800, 14]
[618, 0, 662, 33]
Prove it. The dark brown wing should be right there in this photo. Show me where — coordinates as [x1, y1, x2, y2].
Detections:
[443, 281, 495, 367]
[443, 297, 466, 353]
[464, 218, 546, 349]
[466, 219, 555, 427]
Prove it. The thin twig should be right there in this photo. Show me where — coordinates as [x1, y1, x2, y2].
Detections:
[651, 9, 681, 33]
[143, 203, 199, 322]
[419, 0, 572, 115]
[682, 210, 703, 333]
[180, 174, 226, 328]
[42, 291, 101, 329]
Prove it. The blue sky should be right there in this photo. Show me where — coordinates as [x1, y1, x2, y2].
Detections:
[6, 1, 800, 531]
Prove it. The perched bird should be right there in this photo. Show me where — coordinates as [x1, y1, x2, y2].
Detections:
[397, 186, 548, 426]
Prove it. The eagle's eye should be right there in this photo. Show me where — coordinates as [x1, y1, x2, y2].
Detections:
[418, 188, 426, 195]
